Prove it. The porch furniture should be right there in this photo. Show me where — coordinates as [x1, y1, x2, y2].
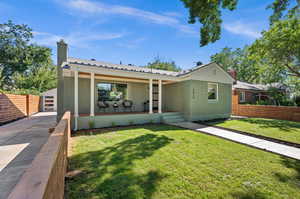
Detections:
[112, 102, 120, 112]
[143, 100, 149, 112]
[98, 101, 109, 112]
[122, 100, 133, 112]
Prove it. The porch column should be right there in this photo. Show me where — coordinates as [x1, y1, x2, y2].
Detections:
[90, 73, 95, 116]
[158, 79, 162, 113]
[149, 79, 153, 114]
[74, 70, 79, 130]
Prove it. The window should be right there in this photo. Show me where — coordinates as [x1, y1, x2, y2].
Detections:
[97, 83, 127, 101]
[208, 83, 218, 101]
[239, 91, 245, 102]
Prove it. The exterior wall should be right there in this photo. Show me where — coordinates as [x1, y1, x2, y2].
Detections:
[189, 80, 232, 121]
[61, 77, 149, 115]
[163, 81, 191, 119]
[0, 93, 40, 124]
[76, 113, 163, 129]
[232, 91, 300, 122]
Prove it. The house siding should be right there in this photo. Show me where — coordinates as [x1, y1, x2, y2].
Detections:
[189, 80, 232, 121]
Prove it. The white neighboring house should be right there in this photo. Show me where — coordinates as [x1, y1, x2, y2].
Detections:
[42, 88, 57, 112]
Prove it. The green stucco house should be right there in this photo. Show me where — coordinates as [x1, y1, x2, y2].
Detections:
[57, 40, 234, 130]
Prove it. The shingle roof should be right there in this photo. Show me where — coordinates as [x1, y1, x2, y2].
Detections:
[66, 57, 211, 77]
[233, 81, 286, 91]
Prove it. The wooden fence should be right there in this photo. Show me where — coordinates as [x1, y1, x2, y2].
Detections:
[8, 111, 71, 199]
[232, 91, 300, 122]
[0, 93, 40, 124]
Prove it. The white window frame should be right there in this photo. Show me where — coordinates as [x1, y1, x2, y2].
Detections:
[239, 91, 245, 102]
[208, 82, 218, 102]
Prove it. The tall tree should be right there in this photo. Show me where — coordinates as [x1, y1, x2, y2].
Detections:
[0, 20, 55, 92]
[249, 18, 300, 78]
[180, 0, 299, 46]
[12, 64, 57, 94]
[210, 47, 261, 83]
[145, 56, 181, 72]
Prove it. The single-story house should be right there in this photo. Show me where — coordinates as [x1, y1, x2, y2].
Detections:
[233, 81, 288, 104]
[56, 40, 234, 130]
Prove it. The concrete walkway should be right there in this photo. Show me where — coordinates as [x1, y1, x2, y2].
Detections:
[0, 112, 56, 199]
[171, 122, 300, 161]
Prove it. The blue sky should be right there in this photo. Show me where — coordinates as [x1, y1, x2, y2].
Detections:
[0, 0, 274, 69]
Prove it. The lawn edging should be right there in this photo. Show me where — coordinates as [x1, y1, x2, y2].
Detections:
[198, 121, 300, 149]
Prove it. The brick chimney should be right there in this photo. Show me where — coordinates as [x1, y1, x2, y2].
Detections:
[56, 40, 68, 121]
[228, 69, 237, 84]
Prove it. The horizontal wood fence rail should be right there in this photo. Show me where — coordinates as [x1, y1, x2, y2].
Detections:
[8, 111, 71, 199]
[0, 93, 40, 124]
[232, 91, 300, 122]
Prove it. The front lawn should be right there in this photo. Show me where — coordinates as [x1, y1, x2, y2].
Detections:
[67, 125, 300, 199]
[209, 118, 300, 144]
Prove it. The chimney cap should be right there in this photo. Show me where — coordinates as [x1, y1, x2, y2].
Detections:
[57, 39, 67, 45]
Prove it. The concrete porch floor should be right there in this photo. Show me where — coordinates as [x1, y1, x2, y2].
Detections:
[0, 112, 56, 199]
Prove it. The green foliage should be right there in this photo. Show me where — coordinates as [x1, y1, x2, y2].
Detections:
[211, 46, 262, 83]
[295, 96, 300, 106]
[0, 20, 56, 94]
[249, 18, 300, 78]
[180, 0, 237, 46]
[267, 0, 300, 24]
[145, 56, 181, 72]
[180, 0, 298, 46]
[88, 119, 95, 131]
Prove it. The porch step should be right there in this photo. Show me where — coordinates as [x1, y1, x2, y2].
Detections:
[162, 112, 185, 123]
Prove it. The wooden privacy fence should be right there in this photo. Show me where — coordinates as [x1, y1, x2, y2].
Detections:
[8, 111, 71, 199]
[0, 93, 40, 124]
[232, 91, 300, 122]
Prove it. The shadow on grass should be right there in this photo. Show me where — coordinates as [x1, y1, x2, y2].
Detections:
[231, 189, 270, 199]
[73, 124, 184, 137]
[240, 118, 300, 131]
[273, 157, 300, 188]
[66, 133, 173, 199]
[208, 118, 300, 132]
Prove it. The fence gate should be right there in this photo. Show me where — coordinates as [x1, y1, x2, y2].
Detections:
[43, 95, 57, 112]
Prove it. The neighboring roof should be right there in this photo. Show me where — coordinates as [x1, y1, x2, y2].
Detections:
[233, 81, 287, 91]
[66, 57, 216, 77]
[42, 88, 57, 96]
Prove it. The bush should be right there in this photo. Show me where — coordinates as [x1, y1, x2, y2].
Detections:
[295, 96, 300, 107]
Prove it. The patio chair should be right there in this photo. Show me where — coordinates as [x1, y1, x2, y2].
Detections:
[112, 102, 120, 112]
[122, 100, 133, 112]
[97, 101, 109, 112]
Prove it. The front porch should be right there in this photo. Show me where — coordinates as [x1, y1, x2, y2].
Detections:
[71, 70, 181, 130]
[75, 112, 184, 130]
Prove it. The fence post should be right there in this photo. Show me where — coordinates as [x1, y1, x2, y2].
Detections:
[26, 95, 29, 116]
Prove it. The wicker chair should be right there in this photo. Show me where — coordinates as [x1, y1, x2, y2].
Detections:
[97, 101, 109, 112]
[122, 100, 133, 112]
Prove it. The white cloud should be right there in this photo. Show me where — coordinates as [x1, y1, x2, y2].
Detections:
[57, 0, 196, 35]
[32, 31, 124, 48]
[224, 22, 261, 38]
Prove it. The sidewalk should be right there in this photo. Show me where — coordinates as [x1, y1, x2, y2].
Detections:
[170, 122, 300, 161]
[0, 112, 56, 199]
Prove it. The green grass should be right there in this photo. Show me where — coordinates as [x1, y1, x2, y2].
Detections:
[209, 118, 300, 144]
[67, 125, 300, 199]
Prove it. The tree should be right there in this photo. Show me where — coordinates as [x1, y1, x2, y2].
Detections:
[180, 0, 299, 46]
[12, 64, 57, 94]
[145, 56, 181, 72]
[249, 18, 300, 78]
[210, 47, 261, 83]
[0, 20, 53, 89]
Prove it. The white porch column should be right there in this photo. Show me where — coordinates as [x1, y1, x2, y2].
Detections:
[149, 79, 153, 114]
[90, 73, 95, 116]
[74, 70, 79, 130]
[158, 79, 162, 113]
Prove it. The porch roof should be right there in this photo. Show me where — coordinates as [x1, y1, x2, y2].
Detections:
[64, 57, 215, 78]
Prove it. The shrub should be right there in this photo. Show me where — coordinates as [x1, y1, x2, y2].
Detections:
[295, 96, 300, 107]
[111, 121, 116, 127]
